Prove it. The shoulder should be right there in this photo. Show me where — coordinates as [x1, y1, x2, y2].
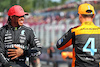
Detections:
[71, 25, 80, 29]
[21, 25, 35, 35]
[67, 25, 80, 33]
[71, 25, 81, 32]
[22, 25, 33, 31]
[0, 25, 7, 31]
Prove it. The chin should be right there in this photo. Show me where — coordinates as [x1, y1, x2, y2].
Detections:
[20, 24, 23, 26]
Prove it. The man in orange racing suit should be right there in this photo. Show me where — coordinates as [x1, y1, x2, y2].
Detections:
[56, 3, 100, 67]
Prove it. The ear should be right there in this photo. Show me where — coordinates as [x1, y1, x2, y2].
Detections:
[80, 14, 82, 17]
[79, 14, 82, 18]
[93, 14, 95, 18]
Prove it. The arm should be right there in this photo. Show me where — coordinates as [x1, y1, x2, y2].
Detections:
[0, 36, 8, 65]
[0, 28, 8, 65]
[24, 29, 42, 57]
[56, 29, 73, 50]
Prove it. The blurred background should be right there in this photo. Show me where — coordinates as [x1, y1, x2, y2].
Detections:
[0, 0, 100, 67]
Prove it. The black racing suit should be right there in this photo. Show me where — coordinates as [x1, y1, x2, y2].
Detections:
[0, 24, 42, 67]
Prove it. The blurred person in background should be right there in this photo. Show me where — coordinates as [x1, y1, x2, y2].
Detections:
[0, 5, 42, 67]
[55, 15, 61, 23]
[56, 3, 100, 67]
[0, 17, 3, 27]
[47, 43, 55, 60]
[29, 56, 41, 67]
[47, 42, 55, 66]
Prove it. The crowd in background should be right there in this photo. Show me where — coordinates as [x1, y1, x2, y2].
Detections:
[0, 11, 76, 26]
[0, 10, 99, 28]
[0, 1, 100, 28]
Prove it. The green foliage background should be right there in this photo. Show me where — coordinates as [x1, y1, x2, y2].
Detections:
[0, 0, 67, 12]
[0, 0, 99, 13]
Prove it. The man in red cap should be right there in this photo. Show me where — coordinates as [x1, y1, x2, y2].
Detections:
[0, 5, 42, 67]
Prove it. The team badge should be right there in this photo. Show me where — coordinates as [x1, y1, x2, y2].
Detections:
[20, 30, 26, 43]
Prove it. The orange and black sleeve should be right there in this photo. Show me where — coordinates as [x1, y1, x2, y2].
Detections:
[56, 29, 73, 50]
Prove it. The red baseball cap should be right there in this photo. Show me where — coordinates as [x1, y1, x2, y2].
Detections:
[8, 5, 28, 16]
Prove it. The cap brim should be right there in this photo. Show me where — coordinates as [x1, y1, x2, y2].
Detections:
[24, 12, 29, 15]
[15, 12, 29, 16]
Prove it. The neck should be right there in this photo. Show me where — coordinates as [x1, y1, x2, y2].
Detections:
[81, 18, 93, 23]
[10, 22, 19, 27]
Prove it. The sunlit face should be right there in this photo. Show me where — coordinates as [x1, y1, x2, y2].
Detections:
[17, 16, 24, 26]
[11, 15, 24, 27]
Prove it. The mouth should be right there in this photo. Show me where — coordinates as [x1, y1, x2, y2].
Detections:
[19, 20, 24, 26]
[19, 20, 24, 24]
[19, 20, 24, 23]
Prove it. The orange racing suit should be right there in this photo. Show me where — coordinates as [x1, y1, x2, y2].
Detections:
[56, 21, 100, 67]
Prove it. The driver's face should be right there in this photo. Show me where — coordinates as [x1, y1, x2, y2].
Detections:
[11, 15, 24, 27]
[17, 16, 24, 26]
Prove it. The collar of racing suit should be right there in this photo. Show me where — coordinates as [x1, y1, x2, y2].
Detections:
[81, 21, 95, 26]
[8, 23, 22, 30]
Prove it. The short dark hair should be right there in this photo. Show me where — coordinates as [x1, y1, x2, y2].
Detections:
[81, 14, 94, 18]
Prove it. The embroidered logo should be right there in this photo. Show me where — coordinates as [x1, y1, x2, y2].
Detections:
[20, 30, 26, 43]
